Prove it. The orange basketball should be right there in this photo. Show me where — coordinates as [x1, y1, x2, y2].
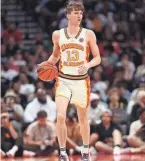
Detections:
[37, 62, 58, 82]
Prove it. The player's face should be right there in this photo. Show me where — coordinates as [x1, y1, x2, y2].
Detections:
[67, 9, 83, 26]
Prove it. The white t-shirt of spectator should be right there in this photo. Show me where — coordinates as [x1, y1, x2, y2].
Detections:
[26, 121, 56, 141]
[19, 84, 35, 95]
[129, 120, 143, 136]
[88, 102, 107, 124]
[1, 69, 18, 81]
[24, 96, 56, 123]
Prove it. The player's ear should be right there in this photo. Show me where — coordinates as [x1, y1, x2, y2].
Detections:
[66, 13, 69, 20]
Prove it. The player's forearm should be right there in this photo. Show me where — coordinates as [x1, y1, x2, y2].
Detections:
[88, 56, 101, 68]
[47, 54, 60, 65]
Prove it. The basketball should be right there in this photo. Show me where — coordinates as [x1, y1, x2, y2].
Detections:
[37, 62, 58, 82]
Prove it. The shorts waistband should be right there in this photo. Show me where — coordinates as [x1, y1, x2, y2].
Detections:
[58, 72, 88, 80]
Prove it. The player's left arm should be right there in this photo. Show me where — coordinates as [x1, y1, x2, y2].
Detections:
[78, 30, 101, 74]
[87, 30, 101, 68]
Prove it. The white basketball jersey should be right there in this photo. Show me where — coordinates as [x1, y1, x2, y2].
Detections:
[59, 27, 90, 76]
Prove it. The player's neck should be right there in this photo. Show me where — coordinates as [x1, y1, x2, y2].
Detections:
[67, 24, 80, 37]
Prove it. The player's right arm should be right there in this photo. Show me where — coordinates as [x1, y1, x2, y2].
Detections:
[47, 30, 60, 65]
[38, 31, 60, 66]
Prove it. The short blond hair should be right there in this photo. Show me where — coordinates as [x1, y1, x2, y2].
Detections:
[65, 1, 84, 14]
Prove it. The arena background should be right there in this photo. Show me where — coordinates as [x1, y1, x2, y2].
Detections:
[1, 0, 145, 160]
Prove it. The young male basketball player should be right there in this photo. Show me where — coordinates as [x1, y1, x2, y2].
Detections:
[39, 1, 101, 161]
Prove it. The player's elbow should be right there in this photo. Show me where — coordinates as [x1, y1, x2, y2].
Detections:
[96, 56, 101, 65]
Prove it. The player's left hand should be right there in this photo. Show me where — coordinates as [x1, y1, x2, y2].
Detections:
[78, 63, 90, 75]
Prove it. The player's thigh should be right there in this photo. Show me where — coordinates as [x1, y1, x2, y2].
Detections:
[71, 78, 90, 109]
[55, 96, 69, 117]
[55, 79, 71, 116]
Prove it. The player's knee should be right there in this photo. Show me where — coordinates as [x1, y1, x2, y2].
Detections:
[57, 113, 66, 123]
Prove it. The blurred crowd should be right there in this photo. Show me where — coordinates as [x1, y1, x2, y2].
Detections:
[1, 0, 145, 158]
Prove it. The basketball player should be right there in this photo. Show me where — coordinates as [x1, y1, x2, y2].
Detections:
[39, 1, 101, 160]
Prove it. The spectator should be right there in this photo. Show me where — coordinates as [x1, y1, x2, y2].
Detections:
[130, 91, 145, 123]
[5, 37, 19, 57]
[17, 73, 35, 102]
[118, 83, 131, 102]
[4, 90, 24, 134]
[130, 77, 145, 102]
[66, 104, 82, 155]
[1, 113, 37, 158]
[135, 52, 145, 80]
[108, 91, 128, 134]
[14, 52, 27, 67]
[24, 110, 57, 156]
[103, 44, 118, 67]
[92, 71, 108, 102]
[11, 81, 27, 108]
[101, 55, 113, 79]
[24, 89, 56, 123]
[117, 54, 135, 81]
[124, 109, 145, 154]
[1, 113, 23, 158]
[2, 23, 23, 45]
[90, 109, 122, 155]
[1, 63, 18, 81]
[89, 93, 107, 125]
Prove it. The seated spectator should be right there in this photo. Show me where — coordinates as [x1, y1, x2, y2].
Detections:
[16, 73, 36, 102]
[2, 23, 23, 45]
[130, 91, 145, 123]
[1, 63, 18, 81]
[135, 51, 145, 81]
[123, 109, 145, 154]
[24, 110, 57, 156]
[108, 91, 128, 134]
[11, 81, 27, 108]
[66, 104, 82, 154]
[1, 113, 36, 158]
[89, 93, 107, 126]
[1, 112, 22, 158]
[24, 88, 56, 123]
[14, 52, 26, 67]
[90, 109, 122, 155]
[103, 44, 118, 67]
[117, 54, 135, 81]
[5, 37, 19, 57]
[3, 90, 24, 135]
[130, 77, 145, 102]
[92, 71, 108, 102]
[118, 83, 131, 102]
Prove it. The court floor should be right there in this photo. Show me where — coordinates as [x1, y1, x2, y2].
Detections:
[1, 154, 145, 161]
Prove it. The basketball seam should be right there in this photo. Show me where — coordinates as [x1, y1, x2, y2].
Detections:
[38, 69, 52, 77]
[46, 69, 53, 81]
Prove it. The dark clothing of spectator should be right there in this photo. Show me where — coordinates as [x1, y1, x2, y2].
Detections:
[1, 127, 23, 157]
[130, 103, 145, 123]
[92, 122, 121, 142]
[5, 44, 19, 57]
[2, 29, 23, 45]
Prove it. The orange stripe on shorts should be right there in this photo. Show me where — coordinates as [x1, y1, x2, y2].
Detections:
[85, 77, 90, 108]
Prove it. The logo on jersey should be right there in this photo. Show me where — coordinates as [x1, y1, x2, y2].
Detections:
[79, 38, 84, 43]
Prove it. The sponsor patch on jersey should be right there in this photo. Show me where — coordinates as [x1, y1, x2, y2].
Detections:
[79, 38, 84, 42]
